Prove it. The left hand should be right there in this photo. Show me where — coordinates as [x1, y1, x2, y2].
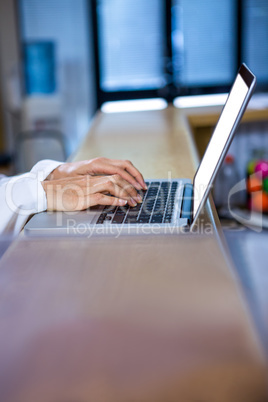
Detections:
[47, 157, 147, 190]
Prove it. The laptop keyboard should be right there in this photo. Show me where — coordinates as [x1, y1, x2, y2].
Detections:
[96, 181, 182, 225]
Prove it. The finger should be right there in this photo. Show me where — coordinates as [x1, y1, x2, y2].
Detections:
[86, 193, 128, 208]
[87, 178, 139, 207]
[121, 160, 147, 190]
[110, 174, 143, 203]
[112, 167, 144, 191]
[105, 182, 138, 207]
[88, 160, 143, 191]
[82, 158, 147, 191]
[90, 158, 146, 190]
[90, 175, 143, 204]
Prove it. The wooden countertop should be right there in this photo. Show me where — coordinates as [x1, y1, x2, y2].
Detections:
[73, 107, 199, 180]
[0, 106, 267, 401]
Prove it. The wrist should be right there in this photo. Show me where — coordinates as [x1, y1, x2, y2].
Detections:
[45, 164, 65, 181]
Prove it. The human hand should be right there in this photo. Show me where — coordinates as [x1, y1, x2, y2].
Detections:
[41, 174, 143, 211]
[47, 157, 147, 190]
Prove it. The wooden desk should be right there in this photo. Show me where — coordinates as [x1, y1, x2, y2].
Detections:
[0, 107, 267, 402]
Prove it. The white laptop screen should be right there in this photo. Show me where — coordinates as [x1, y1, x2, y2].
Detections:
[192, 70, 251, 220]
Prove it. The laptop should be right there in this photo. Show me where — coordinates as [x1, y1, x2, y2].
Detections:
[25, 64, 256, 237]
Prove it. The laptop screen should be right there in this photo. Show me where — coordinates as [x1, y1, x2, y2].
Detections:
[192, 65, 256, 221]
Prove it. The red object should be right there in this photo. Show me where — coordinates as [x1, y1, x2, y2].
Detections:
[251, 191, 268, 212]
[247, 175, 262, 193]
[225, 155, 234, 164]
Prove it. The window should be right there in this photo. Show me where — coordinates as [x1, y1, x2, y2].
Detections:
[98, 0, 166, 92]
[242, 0, 268, 88]
[92, 0, 168, 106]
[172, 0, 237, 89]
[16, 0, 268, 114]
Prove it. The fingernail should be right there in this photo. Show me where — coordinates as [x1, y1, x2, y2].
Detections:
[135, 195, 143, 203]
[119, 199, 127, 206]
[130, 198, 137, 206]
[135, 182, 142, 190]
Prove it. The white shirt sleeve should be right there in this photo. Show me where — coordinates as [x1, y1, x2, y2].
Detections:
[0, 160, 62, 236]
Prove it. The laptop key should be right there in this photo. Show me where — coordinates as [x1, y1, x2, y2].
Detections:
[137, 215, 150, 223]
[112, 214, 126, 224]
[125, 217, 138, 224]
[151, 216, 163, 223]
[116, 208, 128, 215]
[96, 213, 107, 224]
[164, 218, 172, 223]
[129, 204, 142, 213]
[105, 206, 117, 215]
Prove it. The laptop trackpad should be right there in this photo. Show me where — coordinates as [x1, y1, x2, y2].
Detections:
[25, 207, 101, 232]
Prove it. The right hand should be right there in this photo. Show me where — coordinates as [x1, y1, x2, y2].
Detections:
[41, 174, 143, 212]
[47, 157, 147, 191]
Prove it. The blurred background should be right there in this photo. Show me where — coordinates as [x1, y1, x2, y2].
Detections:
[0, 0, 267, 186]
[1, 0, 268, 365]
